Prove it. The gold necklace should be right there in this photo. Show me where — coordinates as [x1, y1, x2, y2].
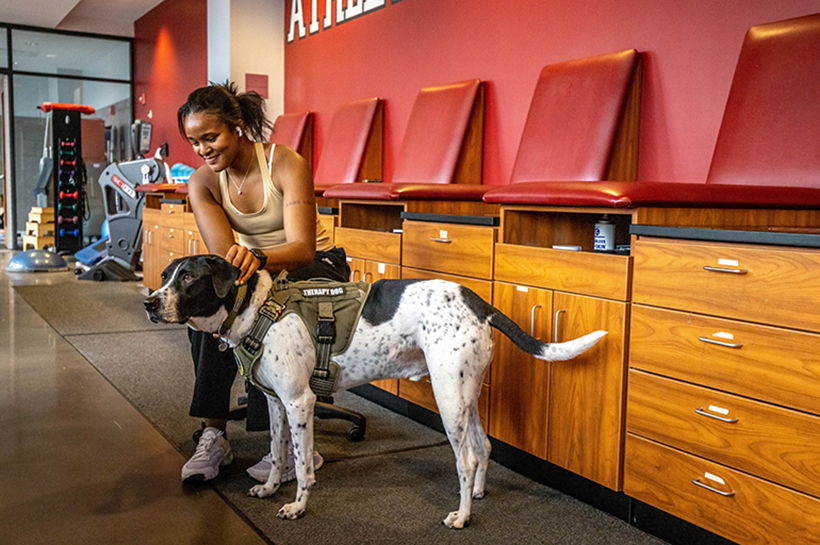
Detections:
[228, 152, 253, 195]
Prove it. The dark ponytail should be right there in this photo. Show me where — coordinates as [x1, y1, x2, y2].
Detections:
[177, 81, 273, 142]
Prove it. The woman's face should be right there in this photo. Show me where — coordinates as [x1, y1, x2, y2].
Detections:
[184, 112, 238, 172]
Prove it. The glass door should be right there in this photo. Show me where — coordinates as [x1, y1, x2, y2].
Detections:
[1, 74, 8, 249]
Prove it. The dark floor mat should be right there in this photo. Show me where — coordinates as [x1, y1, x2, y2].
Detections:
[14, 281, 184, 335]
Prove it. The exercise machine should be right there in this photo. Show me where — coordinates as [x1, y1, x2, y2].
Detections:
[76, 157, 167, 281]
[35, 102, 95, 254]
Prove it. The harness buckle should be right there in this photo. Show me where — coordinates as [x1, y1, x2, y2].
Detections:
[259, 300, 285, 322]
[316, 318, 336, 344]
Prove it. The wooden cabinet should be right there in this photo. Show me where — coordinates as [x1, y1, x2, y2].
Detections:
[488, 282, 552, 458]
[346, 255, 402, 394]
[490, 206, 631, 490]
[488, 281, 627, 489]
[184, 212, 207, 256]
[626, 230, 820, 544]
[141, 207, 162, 291]
[632, 238, 820, 331]
[549, 292, 627, 489]
[625, 434, 820, 545]
[397, 216, 497, 426]
[141, 196, 206, 290]
[402, 220, 496, 279]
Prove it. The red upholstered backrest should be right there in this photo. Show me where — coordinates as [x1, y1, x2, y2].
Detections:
[270, 111, 310, 149]
[313, 97, 380, 185]
[510, 50, 638, 184]
[707, 14, 820, 188]
[392, 79, 481, 184]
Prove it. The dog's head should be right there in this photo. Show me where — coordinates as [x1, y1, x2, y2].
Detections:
[143, 255, 240, 327]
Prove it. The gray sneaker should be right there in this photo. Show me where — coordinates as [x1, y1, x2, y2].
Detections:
[247, 449, 323, 483]
[182, 427, 233, 483]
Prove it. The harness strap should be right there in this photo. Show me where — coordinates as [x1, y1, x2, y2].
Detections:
[233, 271, 370, 400]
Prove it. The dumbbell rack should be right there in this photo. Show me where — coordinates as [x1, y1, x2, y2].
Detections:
[52, 108, 84, 253]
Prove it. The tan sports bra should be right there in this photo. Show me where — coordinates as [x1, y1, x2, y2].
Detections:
[218, 143, 331, 251]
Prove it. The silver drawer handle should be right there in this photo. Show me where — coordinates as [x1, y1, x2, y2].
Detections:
[430, 238, 452, 243]
[695, 407, 739, 424]
[698, 336, 743, 349]
[692, 478, 736, 497]
[703, 266, 748, 274]
[530, 305, 542, 337]
[554, 309, 566, 342]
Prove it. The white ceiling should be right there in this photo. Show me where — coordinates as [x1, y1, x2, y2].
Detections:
[0, 0, 165, 37]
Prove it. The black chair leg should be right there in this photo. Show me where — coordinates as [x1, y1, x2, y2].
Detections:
[206, 394, 367, 443]
[314, 399, 366, 442]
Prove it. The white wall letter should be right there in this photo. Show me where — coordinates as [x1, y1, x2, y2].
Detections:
[363, 0, 385, 11]
[309, 0, 320, 33]
[347, 0, 363, 18]
[324, 0, 333, 28]
[336, 0, 347, 24]
[287, 0, 306, 42]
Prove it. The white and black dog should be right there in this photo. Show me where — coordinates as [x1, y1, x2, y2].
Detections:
[144, 255, 606, 529]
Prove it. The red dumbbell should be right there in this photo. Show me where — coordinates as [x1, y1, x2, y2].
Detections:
[60, 191, 79, 199]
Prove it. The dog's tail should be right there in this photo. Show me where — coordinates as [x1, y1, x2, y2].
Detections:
[461, 285, 605, 361]
[489, 310, 607, 361]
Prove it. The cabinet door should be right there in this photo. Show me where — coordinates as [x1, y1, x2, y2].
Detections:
[549, 292, 627, 490]
[142, 208, 162, 291]
[489, 282, 553, 459]
[365, 260, 401, 394]
[364, 260, 400, 283]
[347, 257, 366, 282]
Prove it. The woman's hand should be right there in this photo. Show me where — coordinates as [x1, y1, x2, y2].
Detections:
[225, 244, 262, 285]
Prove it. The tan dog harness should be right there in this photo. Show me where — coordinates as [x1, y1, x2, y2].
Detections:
[233, 272, 371, 399]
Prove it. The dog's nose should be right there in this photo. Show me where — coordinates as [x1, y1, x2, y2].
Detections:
[144, 297, 160, 313]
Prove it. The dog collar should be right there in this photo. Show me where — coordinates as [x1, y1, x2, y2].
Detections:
[217, 282, 248, 351]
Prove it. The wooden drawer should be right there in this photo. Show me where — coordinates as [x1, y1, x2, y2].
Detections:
[401, 266, 493, 303]
[494, 243, 631, 300]
[402, 221, 496, 279]
[630, 305, 820, 415]
[161, 202, 185, 218]
[628, 370, 820, 497]
[334, 227, 401, 264]
[159, 250, 182, 268]
[400, 377, 489, 430]
[160, 225, 185, 254]
[319, 214, 337, 244]
[624, 434, 820, 545]
[633, 239, 820, 331]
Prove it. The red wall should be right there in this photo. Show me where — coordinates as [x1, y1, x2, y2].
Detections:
[134, 0, 208, 167]
[284, 0, 820, 185]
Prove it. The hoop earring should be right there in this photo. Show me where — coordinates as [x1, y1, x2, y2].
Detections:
[236, 127, 243, 138]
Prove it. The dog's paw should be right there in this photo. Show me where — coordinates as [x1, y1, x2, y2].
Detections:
[442, 511, 470, 529]
[277, 502, 306, 520]
[472, 489, 486, 500]
[248, 482, 279, 498]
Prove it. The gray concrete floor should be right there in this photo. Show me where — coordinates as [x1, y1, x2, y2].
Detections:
[0, 249, 269, 545]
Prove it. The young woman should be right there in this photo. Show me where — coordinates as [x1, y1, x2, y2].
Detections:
[177, 82, 349, 483]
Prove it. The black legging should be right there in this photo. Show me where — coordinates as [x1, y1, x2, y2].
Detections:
[188, 247, 350, 431]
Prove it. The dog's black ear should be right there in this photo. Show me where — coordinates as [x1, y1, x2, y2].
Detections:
[205, 255, 240, 298]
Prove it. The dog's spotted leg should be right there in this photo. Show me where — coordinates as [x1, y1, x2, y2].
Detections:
[276, 391, 317, 520]
[468, 402, 491, 500]
[441, 414, 478, 529]
[431, 370, 479, 528]
[249, 395, 289, 498]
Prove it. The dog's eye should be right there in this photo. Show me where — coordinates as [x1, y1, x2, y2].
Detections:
[181, 273, 194, 283]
